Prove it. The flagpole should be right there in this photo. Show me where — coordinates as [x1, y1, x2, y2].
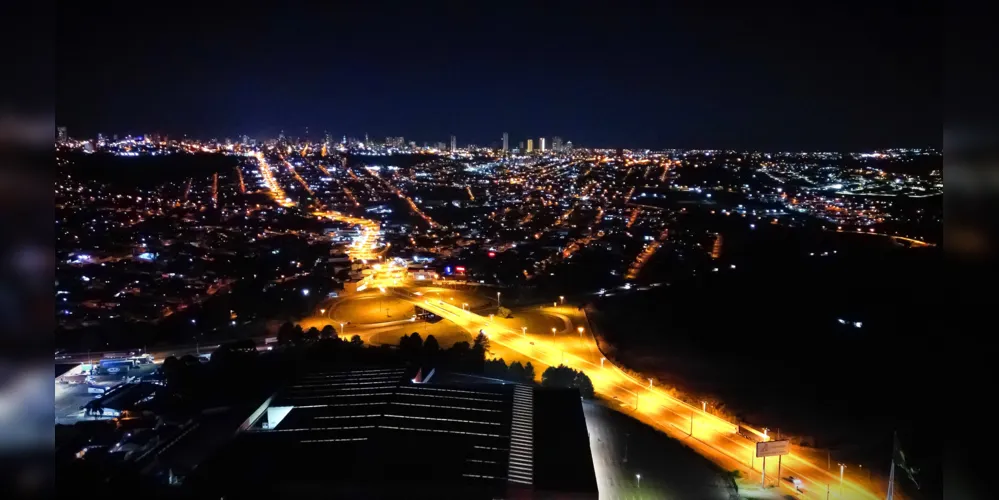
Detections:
[886, 458, 895, 500]
[886, 430, 897, 500]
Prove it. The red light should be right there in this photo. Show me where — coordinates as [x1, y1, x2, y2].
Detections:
[488, 251, 496, 258]
[455, 266, 466, 272]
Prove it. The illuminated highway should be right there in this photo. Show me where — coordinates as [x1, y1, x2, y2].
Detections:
[313, 210, 383, 262]
[255, 152, 293, 207]
[380, 283, 881, 499]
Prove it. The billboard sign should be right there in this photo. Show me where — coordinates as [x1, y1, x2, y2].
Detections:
[756, 439, 790, 457]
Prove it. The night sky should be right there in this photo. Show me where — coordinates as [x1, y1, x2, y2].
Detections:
[57, 2, 939, 150]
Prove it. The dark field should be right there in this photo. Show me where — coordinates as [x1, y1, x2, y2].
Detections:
[587, 222, 941, 497]
[59, 152, 239, 187]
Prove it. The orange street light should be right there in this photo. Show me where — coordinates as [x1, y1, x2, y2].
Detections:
[521, 326, 527, 336]
[577, 326, 584, 337]
[559, 295, 565, 304]
[551, 327, 556, 336]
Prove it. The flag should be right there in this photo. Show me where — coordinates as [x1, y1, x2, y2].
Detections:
[893, 432, 920, 490]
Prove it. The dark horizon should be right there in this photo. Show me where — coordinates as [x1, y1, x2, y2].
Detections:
[57, 2, 940, 151]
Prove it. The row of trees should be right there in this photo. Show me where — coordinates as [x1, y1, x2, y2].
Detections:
[276, 322, 337, 345]
[398, 331, 491, 374]
[541, 364, 595, 398]
[484, 358, 537, 384]
[157, 327, 596, 414]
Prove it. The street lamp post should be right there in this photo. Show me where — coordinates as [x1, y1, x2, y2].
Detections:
[489, 314, 494, 322]
[648, 378, 653, 388]
[340, 322, 345, 337]
[559, 295, 565, 305]
[839, 464, 846, 496]
[577, 326, 584, 337]
[600, 357, 606, 368]
[497, 291, 501, 307]
[702, 401, 707, 412]
[551, 327, 556, 337]
[636, 473, 641, 490]
[521, 326, 527, 336]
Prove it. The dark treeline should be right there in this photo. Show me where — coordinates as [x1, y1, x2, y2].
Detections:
[59, 152, 239, 186]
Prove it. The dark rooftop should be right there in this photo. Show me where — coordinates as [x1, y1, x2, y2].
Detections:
[186, 367, 596, 498]
[533, 388, 598, 496]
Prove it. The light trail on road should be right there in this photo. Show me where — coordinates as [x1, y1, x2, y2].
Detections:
[313, 210, 382, 262]
[256, 153, 293, 207]
[235, 166, 246, 194]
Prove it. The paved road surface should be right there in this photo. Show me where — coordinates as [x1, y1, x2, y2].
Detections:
[584, 399, 738, 499]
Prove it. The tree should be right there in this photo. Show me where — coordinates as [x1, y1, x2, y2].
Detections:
[349, 334, 363, 347]
[161, 356, 182, 387]
[305, 327, 320, 341]
[423, 334, 440, 354]
[277, 322, 296, 345]
[572, 370, 595, 398]
[508, 361, 525, 381]
[449, 341, 471, 354]
[473, 331, 491, 353]
[399, 332, 424, 360]
[484, 358, 508, 379]
[524, 362, 536, 382]
[541, 364, 594, 398]
[320, 325, 336, 338]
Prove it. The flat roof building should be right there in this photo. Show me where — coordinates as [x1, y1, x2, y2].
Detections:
[187, 367, 596, 498]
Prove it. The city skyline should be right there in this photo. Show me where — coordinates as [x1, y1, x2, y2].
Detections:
[56, 3, 939, 151]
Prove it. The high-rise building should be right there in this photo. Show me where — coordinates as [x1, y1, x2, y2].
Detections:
[539, 137, 546, 152]
[526, 139, 533, 153]
[436, 142, 446, 151]
[552, 136, 562, 152]
[502, 132, 509, 152]
[97, 133, 106, 143]
[450, 135, 457, 152]
[518, 141, 525, 151]
[565, 140, 573, 151]
[56, 126, 67, 142]
[385, 136, 404, 148]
